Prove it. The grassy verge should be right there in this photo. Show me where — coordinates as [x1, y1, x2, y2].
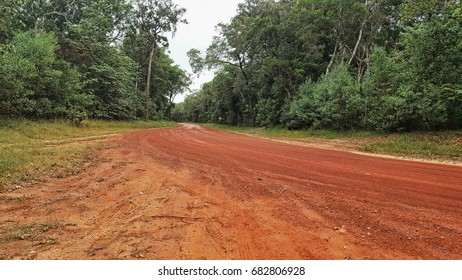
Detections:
[360, 132, 462, 161]
[0, 119, 175, 189]
[205, 124, 381, 139]
[206, 124, 462, 162]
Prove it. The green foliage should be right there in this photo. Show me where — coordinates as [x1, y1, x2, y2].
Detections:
[175, 67, 246, 126]
[363, 2, 462, 131]
[255, 57, 305, 127]
[401, 6, 462, 87]
[0, 0, 188, 122]
[0, 31, 90, 120]
[85, 44, 141, 120]
[182, 0, 461, 132]
[362, 46, 404, 131]
[126, 0, 187, 120]
[283, 64, 363, 130]
[2, 0, 461, 131]
[0, 0, 24, 44]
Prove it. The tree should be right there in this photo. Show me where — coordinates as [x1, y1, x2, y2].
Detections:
[362, 1, 462, 131]
[148, 48, 190, 121]
[188, 0, 303, 126]
[397, 1, 462, 129]
[51, 0, 142, 120]
[1, 0, 191, 122]
[0, 31, 90, 120]
[128, 0, 186, 120]
[164, 67, 190, 121]
[187, 0, 275, 125]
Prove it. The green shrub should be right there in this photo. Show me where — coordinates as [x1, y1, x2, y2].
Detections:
[283, 63, 363, 130]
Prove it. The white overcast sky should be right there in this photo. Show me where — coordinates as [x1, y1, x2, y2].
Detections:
[168, 0, 244, 102]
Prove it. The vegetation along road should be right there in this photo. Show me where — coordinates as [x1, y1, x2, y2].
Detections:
[1, 124, 461, 260]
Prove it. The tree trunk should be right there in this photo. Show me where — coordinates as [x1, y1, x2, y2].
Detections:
[348, 22, 365, 66]
[166, 92, 176, 121]
[326, 40, 339, 75]
[350, 1, 373, 66]
[145, 43, 156, 121]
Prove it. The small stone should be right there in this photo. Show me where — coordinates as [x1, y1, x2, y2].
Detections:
[28, 250, 37, 259]
[20, 234, 31, 240]
[335, 226, 347, 233]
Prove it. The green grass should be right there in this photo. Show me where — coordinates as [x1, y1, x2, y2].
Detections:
[206, 123, 462, 162]
[264, 127, 380, 139]
[206, 124, 381, 139]
[0, 119, 175, 141]
[0, 119, 176, 189]
[203, 124, 262, 134]
[361, 132, 462, 160]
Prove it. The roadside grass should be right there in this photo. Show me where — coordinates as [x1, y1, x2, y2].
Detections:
[0, 119, 175, 189]
[264, 127, 380, 139]
[360, 132, 462, 161]
[205, 124, 381, 139]
[203, 124, 263, 135]
[206, 124, 462, 162]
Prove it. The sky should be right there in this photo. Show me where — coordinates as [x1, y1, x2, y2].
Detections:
[168, 0, 244, 103]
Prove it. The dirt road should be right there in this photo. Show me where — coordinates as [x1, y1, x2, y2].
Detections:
[1, 124, 461, 259]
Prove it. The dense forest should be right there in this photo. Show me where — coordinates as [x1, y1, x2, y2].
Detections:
[0, 0, 189, 123]
[175, 0, 462, 132]
[1, 1, 461, 132]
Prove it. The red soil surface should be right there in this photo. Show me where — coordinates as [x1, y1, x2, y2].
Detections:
[1, 124, 461, 259]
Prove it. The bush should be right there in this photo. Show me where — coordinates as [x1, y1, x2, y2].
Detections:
[363, 37, 462, 131]
[0, 31, 91, 119]
[283, 64, 363, 130]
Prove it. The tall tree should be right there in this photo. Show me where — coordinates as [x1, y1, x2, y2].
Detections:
[128, 0, 186, 120]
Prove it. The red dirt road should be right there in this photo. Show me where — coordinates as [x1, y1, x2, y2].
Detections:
[1, 124, 462, 259]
